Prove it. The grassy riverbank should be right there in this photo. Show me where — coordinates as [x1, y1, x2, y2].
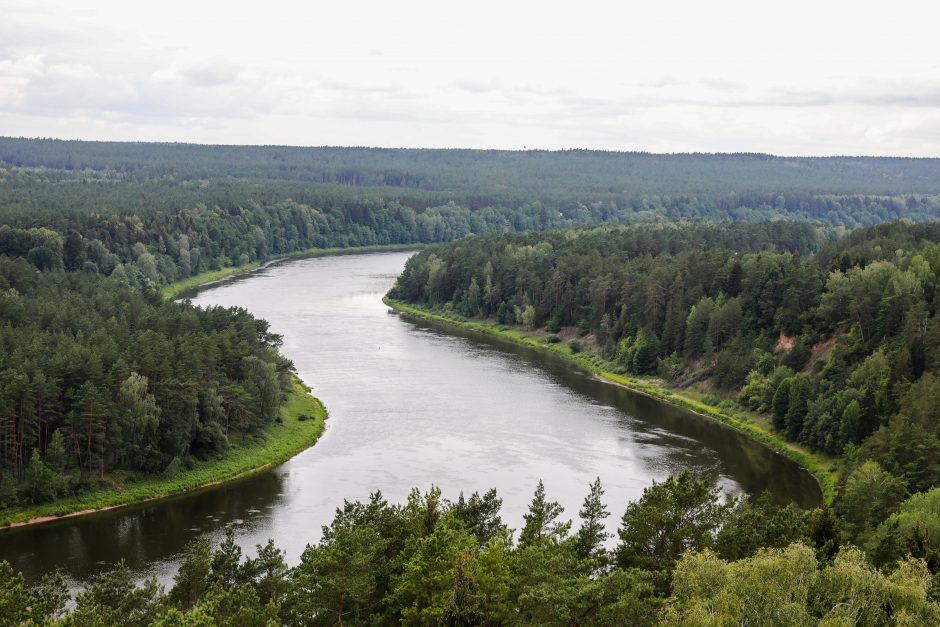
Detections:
[162, 243, 422, 300]
[0, 376, 326, 528]
[3, 244, 417, 529]
[384, 297, 837, 504]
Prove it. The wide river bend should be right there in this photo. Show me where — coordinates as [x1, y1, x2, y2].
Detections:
[0, 251, 820, 586]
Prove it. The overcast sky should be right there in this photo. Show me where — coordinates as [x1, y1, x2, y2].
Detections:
[2, 0, 939, 156]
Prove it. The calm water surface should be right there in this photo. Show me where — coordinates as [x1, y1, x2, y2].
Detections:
[0, 251, 820, 586]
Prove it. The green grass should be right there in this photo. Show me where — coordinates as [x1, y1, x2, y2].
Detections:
[384, 298, 837, 504]
[3, 244, 425, 527]
[0, 376, 327, 527]
[162, 243, 423, 300]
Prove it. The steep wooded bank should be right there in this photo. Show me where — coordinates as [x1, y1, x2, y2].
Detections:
[389, 220, 940, 559]
[384, 296, 834, 503]
[1, 138, 940, 621]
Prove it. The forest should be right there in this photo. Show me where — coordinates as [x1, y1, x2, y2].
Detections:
[0, 256, 291, 511]
[390, 220, 940, 577]
[3, 138, 940, 298]
[2, 138, 940, 623]
[4, 477, 940, 625]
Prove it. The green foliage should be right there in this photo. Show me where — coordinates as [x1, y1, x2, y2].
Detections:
[518, 480, 571, 548]
[288, 514, 384, 623]
[67, 561, 164, 627]
[667, 544, 940, 625]
[452, 488, 505, 546]
[169, 536, 212, 608]
[6, 477, 940, 624]
[701, 393, 720, 407]
[715, 493, 810, 561]
[1, 378, 325, 526]
[20, 450, 60, 504]
[616, 470, 729, 583]
[0, 560, 68, 625]
[574, 477, 611, 565]
[391, 220, 940, 476]
[868, 487, 940, 569]
[0, 259, 300, 511]
[861, 373, 940, 493]
[836, 460, 908, 543]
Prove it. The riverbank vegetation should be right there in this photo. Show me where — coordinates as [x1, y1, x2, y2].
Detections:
[0, 254, 319, 522]
[162, 244, 421, 300]
[0, 378, 325, 527]
[3, 138, 940, 621]
[3, 478, 938, 624]
[389, 219, 940, 566]
[4, 139, 940, 301]
[384, 297, 836, 503]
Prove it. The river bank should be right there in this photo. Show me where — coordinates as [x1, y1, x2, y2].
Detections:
[0, 376, 326, 529]
[383, 297, 837, 504]
[2, 245, 421, 530]
[162, 243, 424, 300]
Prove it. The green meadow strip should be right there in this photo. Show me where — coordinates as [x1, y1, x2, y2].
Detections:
[162, 243, 423, 300]
[1, 376, 326, 528]
[384, 297, 836, 504]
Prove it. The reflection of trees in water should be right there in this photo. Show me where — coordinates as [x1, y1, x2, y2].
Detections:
[425, 318, 821, 509]
[6, 287, 817, 588]
[0, 472, 286, 584]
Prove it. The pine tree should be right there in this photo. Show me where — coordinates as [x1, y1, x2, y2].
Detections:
[574, 477, 611, 564]
[518, 480, 570, 548]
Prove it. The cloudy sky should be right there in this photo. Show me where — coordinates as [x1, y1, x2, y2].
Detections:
[2, 0, 939, 156]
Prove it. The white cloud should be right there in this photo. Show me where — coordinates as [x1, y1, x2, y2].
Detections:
[2, 0, 940, 155]
[153, 58, 244, 87]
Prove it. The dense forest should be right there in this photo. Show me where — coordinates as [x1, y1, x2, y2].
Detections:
[3, 139, 940, 623]
[4, 478, 940, 624]
[390, 220, 940, 565]
[0, 256, 291, 511]
[3, 138, 940, 295]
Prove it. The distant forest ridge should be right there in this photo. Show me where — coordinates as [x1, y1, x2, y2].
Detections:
[3, 137, 940, 197]
[2, 137, 940, 286]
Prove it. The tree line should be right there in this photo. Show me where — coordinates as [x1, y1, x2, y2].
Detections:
[2, 139, 940, 298]
[2, 476, 938, 624]
[390, 220, 940, 565]
[0, 255, 290, 510]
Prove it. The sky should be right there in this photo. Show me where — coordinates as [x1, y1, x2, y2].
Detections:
[2, 0, 939, 156]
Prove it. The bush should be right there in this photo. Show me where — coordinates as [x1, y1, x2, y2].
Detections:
[782, 338, 811, 371]
[702, 393, 721, 407]
[163, 456, 183, 478]
[546, 334, 561, 344]
[568, 339, 583, 353]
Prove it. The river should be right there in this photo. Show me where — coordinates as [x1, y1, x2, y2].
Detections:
[0, 250, 820, 586]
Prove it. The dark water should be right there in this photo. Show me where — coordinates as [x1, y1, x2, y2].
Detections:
[0, 251, 820, 586]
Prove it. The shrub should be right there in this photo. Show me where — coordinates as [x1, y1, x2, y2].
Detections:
[546, 334, 561, 344]
[568, 339, 583, 353]
[163, 457, 183, 478]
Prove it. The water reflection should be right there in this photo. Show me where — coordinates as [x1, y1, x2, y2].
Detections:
[0, 251, 820, 588]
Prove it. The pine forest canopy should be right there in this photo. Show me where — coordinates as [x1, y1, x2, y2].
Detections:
[2, 136, 940, 622]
